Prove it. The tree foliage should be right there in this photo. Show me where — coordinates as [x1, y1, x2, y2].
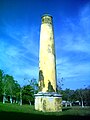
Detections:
[0, 69, 20, 102]
[22, 85, 34, 105]
[22, 78, 38, 105]
[28, 78, 38, 93]
[61, 87, 90, 106]
[0, 69, 4, 99]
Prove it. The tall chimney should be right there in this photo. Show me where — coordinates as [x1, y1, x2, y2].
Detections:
[39, 14, 57, 92]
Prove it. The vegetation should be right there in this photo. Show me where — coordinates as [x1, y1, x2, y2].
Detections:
[0, 69, 20, 103]
[0, 102, 90, 120]
[0, 68, 90, 107]
[22, 85, 34, 105]
[0, 68, 90, 120]
[61, 88, 90, 106]
[0, 69, 38, 105]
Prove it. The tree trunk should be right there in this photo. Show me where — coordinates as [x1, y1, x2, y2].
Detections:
[81, 100, 84, 108]
[29, 100, 31, 105]
[20, 89, 22, 105]
[70, 102, 72, 107]
[65, 102, 67, 107]
[10, 96, 12, 104]
[20, 99, 22, 105]
[3, 94, 5, 104]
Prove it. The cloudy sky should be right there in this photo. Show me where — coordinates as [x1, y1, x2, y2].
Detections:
[0, 0, 90, 89]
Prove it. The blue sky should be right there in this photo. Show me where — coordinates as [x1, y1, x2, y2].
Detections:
[0, 0, 90, 89]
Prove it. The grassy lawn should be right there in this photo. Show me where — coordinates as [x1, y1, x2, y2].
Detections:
[0, 102, 90, 120]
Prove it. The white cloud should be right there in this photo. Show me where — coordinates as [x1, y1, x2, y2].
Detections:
[0, 39, 38, 85]
[79, 3, 90, 31]
[12, 66, 39, 86]
[57, 56, 90, 89]
[0, 19, 40, 86]
[2, 22, 39, 58]
[0, 3, 90, 89]
[55, 4, 90, 86]
[56, 4, 90, 54]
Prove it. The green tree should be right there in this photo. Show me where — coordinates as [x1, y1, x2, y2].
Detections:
[12, 80, 20, 103]
[28, 78, 38, 93]
[1, 73, 20, 103]
[57, 72, 64, 92]
[61, 89, 74, 101]
[74, 88, 88, 107]
[77, 87, 90, 106]
[22, 85, 34, 105]
[5, 75, 14, 95]
[0, 69, 5, 101]
[84, 86, 90, 106]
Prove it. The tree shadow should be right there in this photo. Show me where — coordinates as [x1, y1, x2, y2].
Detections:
[62, 107, 72, 111]
[0, 111, 90, 120]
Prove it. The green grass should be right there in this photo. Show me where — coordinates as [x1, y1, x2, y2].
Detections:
[0, 102, 90, 120]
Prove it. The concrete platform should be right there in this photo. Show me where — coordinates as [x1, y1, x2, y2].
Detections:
[35, 92, 62, 112]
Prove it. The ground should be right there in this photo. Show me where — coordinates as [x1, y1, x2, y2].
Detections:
[0, 102, 90, 120]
